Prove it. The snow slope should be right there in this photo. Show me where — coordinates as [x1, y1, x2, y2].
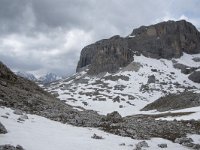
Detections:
[0, 107, 190, 150]
[46, 53, 200, 116]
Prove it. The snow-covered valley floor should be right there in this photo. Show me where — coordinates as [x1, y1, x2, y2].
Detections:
[0, 106, 195, 150]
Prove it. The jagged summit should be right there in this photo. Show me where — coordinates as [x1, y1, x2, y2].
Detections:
[38, 73, 62, 84]
[77, 20, 200, 75]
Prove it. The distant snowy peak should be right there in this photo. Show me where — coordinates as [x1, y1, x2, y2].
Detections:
[38, 73, 62, 84]
[15, 71, 62, 84]
[15, 71, 37, 81]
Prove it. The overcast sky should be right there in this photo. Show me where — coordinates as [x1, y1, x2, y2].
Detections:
[0, 0, 200, 77]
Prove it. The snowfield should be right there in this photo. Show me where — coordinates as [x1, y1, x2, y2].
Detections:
[46, 53, 200, 117]
[0, 107, 192, 150]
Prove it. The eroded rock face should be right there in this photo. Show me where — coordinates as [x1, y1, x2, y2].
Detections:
[77, 35, 134, 74]
[128, 20, 200, 59]
[76, 20, 200, 75]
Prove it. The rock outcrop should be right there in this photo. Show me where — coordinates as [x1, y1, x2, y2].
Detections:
[77, 20, 200, 75]
[141, 92, 200, 112]
[77, 35, 134, 74]
[188, 71, 200, 83]
[0, 122, 7, 134]
[128, 20, 200, 58]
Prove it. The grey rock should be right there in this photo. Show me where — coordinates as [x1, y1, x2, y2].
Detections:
[147, 75, 156, 84]
[0, 81, 7, 87]
[141, 92, 200, 111]
[16, 145, 24, 150]
[174, 137, 193, 144]
[77, 35, 134, 75]
[19, 115, 28, 120]
[182, 142, 194, 147]
[193, 144, 200, 150]
[114, 85, 126, 91]
[188, 71, 200, 83]
[119, 143, 125, 146]
[91, 133, 103, 139]
[0, 122, 7, 134]
[193, 57, 200, 62]
[101, 111, 123, 123]
[1, 115, 8, 119]
[135, 141, 149, 149]
[173, 63, 197, 74]
[158, 144, 167, 148]
[113, 96, 120, 103]
[13, 110, 23, 115]
[103, 75, 129, 81]
[0, 145, 24, 150]
[0, 145, 16, 150]
[129, 20, 200, 58]
[18, 118, 25, 122]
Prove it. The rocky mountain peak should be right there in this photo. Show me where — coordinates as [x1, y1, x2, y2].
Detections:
[77, 20, 200, 75]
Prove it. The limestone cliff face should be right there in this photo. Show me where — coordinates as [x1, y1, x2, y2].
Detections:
[77, 36, 134, 74]
[77, 20, 200, 75]
[128, 20, 200, 59]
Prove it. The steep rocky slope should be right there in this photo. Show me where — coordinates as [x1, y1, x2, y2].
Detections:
[77, 20, 200, 75]
[0, 61, 101, 127]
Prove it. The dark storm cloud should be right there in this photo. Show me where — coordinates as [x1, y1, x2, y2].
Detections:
[0, 0, 200, 76]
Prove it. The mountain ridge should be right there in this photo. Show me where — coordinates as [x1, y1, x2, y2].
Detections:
[15, 71, 62, 84]
[77, 20, 200, 75]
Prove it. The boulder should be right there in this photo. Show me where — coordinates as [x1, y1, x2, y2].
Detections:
[173, 63, 197, 74]
[0, 122, 7, 134]
[113, 96, 120, 103]
[91, 133, 103, 139]
[188, 71, 200, 83]
[0, 145, 24, 150]
[158, 144, 168, 148]
[147, 75, 156, 83]
[192, 57, 200, 62]
[13, 110, 23, 115]
[102, 111, 123, 123]
[175, 137, 193, 144]
[135, 141, 149, 149]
